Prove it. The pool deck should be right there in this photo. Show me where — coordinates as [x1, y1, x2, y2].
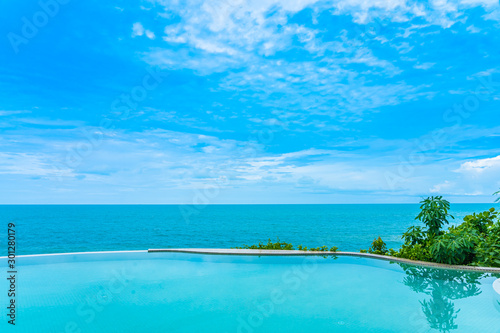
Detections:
[148, 248, 500, 273]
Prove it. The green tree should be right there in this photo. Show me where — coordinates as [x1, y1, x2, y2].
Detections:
[416, 196, 454, 238]
[368, 236, 388, 255]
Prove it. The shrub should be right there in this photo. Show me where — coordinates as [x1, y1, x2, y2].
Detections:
[416, 196, 453, 238]
[429, 228, 479, 265]
[395, 205, 500, 266]
[402, 226, 426, 246]
[235, 239, 340, 253]
[368, 236, 388, 255]
[308, 245, 329, 252]
[397, 225, 431, 261]
[397, 243, 432, 261]
[474, 221, 500, 267]
[387, 248, 398, 256]
[235, 238, 294, 250]
[461, 208, 497, 234]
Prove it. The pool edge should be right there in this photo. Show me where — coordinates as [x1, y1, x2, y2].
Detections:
[0, 250, 147, 258]
[149, 248, 500, 273]
[2, 249, 499, 273]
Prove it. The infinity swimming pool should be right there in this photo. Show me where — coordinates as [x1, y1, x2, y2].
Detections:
[1, 251, 499, 332]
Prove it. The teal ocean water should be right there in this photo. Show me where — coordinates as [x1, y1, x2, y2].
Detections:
[1, 204, 498, 255]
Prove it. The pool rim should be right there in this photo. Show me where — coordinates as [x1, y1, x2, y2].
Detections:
[2, 249, 500, 273]
[148, 248, 500, 273]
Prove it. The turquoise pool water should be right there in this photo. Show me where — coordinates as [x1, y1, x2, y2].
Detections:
[1, 252, 499, 332]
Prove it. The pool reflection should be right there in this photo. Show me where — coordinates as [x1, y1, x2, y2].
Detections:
[399, 264, 491, 332]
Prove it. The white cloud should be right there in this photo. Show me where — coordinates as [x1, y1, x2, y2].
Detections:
[139, 0, 500, 121]
[458, 0, 499, 8]
[145, 30, 156, 39]
[466, 25, 481, 33]
[132, 22, 145, 37]
[2, 121, 500, 202]
[430, 180, 452, 193]
[456, 155, 500, 173]
[0, 152, 72, 177]
[132, 22, 155, 39]
[414, 62, 436, 70]
[0, 110, 31, 116]
[13, 118, 84, 127]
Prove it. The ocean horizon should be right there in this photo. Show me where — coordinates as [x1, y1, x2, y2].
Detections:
[3, 203, 498, 255]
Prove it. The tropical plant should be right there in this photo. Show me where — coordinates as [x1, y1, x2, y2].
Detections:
[416, 196, 454, 238]
[235, 238, 340, 253]
[368, 236, 388, 255]
[429, 228, 479, 265]
[236, 197, 500, 268]
[494, 189, 500, 202]
[474, 221, 500, 267]
[402, 226, 426, 246]
[396, 205, 500, 266]
[308, 245, 329, 252]
[460, 208, 497, 234]
[397, 243, 432, 261]
[234, 238, 294, 250]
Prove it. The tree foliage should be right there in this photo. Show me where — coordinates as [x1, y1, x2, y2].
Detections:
[429, 228, 478, 265]
[474, 220, 500, 267]
[235, 196, 500, 268]
[368, 236, 388, 255]
[415, 196, 453, 238]
[234, 238, 338, 252]
[389, 196, 500, 267]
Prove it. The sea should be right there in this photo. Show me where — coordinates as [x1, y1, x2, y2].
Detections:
[1, 203, 498, 255]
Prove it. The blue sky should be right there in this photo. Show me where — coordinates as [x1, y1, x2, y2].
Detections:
[1, 0, 500, 204]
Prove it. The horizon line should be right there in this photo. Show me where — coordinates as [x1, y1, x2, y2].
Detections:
[1, 202, 499, 205]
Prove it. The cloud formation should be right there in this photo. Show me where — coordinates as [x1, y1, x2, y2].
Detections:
[0, 0, 499, 203]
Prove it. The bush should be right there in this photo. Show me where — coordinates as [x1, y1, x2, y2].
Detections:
[235, 238, 294, 250]
[402, 226, 426, 246]
[379, 198, 500, 267]
[235, 238, 339, 252]
[474, 221, 500, 267]
[387, 248, 398, 256]
[234, 197, 500, 268]
[429, 228, 479, 265]
[308, 245, 329, 252]
[368, 236, 388, 255]
[461, 208, 497, 234]
[397, 243, 432, 261]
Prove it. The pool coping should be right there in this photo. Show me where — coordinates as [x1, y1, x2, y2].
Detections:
[0, 250, 147, 259]
[3, 249, 499, 273]
[148, 248, 500, 273]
